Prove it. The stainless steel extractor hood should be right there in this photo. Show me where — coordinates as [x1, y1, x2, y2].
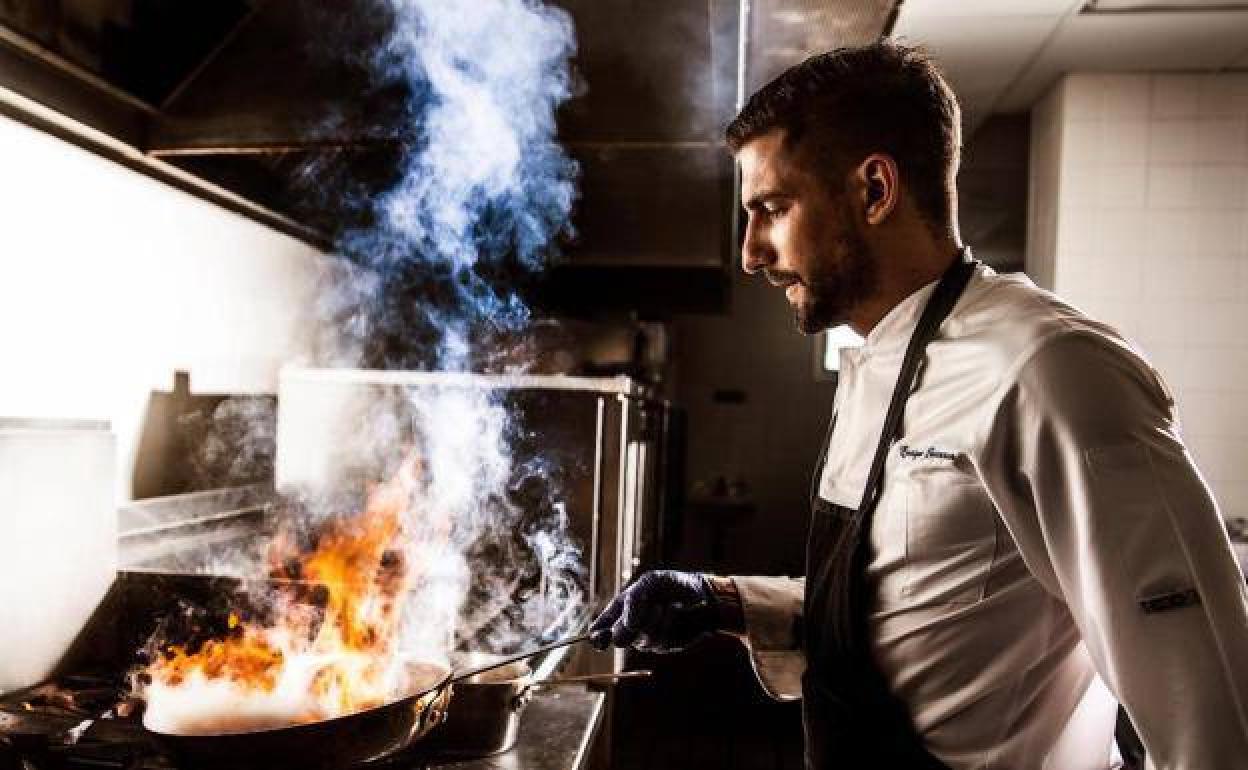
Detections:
[0, 0, 897, 313]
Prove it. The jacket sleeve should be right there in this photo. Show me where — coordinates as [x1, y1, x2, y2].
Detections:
[977, 330, 1248, 769]
[732, 575, 806, 701]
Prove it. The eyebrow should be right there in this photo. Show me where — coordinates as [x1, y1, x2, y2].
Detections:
[743, 190, 790, 211]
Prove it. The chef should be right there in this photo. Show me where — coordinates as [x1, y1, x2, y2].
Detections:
[589, 41, 1248, 769]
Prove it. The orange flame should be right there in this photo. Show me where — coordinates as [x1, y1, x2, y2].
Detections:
[145, 455, 425, 728]
[157, 631, 285, 690]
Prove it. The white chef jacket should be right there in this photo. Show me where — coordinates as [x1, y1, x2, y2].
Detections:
[734, 264, 1248, 770]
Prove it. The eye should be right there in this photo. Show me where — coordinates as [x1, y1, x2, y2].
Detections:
[762, 201, 787, 216]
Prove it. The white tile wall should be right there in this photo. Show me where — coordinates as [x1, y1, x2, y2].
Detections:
[1027, 72, 1248, 520]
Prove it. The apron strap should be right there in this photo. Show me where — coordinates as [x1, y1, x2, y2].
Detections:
[856, 248, 976, 517]
[800, 249, 978, 770]
[809, 412, 838, 510]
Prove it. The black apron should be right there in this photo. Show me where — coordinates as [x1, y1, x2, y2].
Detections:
[802, 252, 976, 770]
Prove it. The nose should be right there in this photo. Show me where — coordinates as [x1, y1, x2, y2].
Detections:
[740, 216, 773, 275]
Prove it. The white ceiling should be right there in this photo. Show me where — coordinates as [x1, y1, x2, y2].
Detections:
[892, 0, 1248, 132]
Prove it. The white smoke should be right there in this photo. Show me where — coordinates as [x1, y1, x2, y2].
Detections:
[396, 385, 585, 660]
[143, 3, 588, 718]
[319, 0, 587, 658]
[373, 0, 577, 272]
[330, 0, 581, 371]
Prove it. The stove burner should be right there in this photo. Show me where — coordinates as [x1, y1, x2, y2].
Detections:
[0, 675, 168, 770]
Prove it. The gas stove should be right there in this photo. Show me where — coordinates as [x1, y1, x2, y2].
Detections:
[0, 672, 171, 770]
[0, 568, 601, 770]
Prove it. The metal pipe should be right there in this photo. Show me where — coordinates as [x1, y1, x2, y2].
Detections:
[591, 395, 606, 601]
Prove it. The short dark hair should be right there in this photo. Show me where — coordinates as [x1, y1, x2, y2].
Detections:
[725, 40, 961, 228]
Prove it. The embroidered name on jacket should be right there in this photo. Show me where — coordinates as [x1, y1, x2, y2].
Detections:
[898, 445, 959, 461]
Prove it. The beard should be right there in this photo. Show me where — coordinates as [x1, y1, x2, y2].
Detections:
[793, 222, 877, 335]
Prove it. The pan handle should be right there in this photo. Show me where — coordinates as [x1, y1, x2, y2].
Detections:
[512, 669, 653, 711]
[450, 633, 591, 683]
[532, 670, 653, 688]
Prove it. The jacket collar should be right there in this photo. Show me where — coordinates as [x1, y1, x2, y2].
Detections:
[861, 279, 939, 354]
[860, 247, 976, 354]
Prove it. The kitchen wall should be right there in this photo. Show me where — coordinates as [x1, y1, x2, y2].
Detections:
[670, 269, 835, 576]
[1028, 72, 1248, 520]
[959, 114, 1030, 272]
[0, 113, 325, 502]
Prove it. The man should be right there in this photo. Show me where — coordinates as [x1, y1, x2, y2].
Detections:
[589, 41, 1248, 769]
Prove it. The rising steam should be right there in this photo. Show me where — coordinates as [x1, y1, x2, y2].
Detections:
[395, 385, 584, 661]
[145, 0, 589, 717]
[343, 0, 586, 657]
[330, 0, 580, 372]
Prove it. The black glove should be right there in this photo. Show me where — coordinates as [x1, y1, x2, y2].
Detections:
[588, 570, 718, 653]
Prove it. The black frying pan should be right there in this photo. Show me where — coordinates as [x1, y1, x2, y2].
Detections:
[142, 635, 588, 769]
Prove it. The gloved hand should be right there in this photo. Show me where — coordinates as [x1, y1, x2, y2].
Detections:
[588, 570, 719, 653]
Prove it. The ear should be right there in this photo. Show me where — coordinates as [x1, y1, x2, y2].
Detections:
[853, 154, 900, 226]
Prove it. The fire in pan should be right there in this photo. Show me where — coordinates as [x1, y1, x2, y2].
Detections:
[143, 636, 588, 769]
